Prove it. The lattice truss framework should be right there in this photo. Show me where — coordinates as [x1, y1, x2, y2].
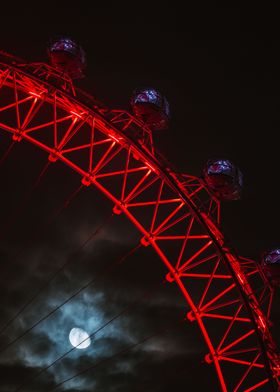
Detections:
[0, 59, 280, 392]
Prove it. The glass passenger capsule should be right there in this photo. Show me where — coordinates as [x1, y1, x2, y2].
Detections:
[130, 88, 170, 131]
[260, 248, 280, 285]
[47, 37, 86, 79]
[203, 159, 243, 200]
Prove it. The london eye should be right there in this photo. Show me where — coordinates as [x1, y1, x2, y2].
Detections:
[0, 34, 280, 392]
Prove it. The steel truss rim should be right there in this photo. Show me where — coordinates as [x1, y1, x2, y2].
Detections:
[0, 57, 279, 391]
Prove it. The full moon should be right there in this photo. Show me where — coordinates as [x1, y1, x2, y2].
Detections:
[69, 327, 91, 349]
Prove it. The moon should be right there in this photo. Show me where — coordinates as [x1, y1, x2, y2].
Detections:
[69, 327, 91, 349]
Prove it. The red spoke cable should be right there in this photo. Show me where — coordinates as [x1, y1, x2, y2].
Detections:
[12, 183, 85, 262]
[40, 183, 85, 227]
[0, 242, 141, 354]
[47, 319, 185, 392]
[0, 210, 114, 338]
[13, 280, 166, 391]
[0, 140, 16, 167]
[0, 160, 51, 239]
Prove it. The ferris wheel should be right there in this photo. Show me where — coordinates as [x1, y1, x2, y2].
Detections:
[0, 37, 280, 391]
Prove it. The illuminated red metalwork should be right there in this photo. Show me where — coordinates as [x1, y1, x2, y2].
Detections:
[0, 50, 280, 391]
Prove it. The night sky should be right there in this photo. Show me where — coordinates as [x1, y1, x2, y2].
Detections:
[0, 3, 280, 391]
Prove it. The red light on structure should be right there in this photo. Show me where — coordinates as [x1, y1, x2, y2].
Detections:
[236, 271, 245, 285]
[48, 153, 58, 162]
[108, 133, 120, 142]
[257, 314, 267, 331]
[113, 205, 122, 215]
[82, 176, 94, 186]
[70, 110, 83, 118]
[204, 353, 213, 364]
[186, 310, 196, 321]
[144, 161, 156, 172]
[29, 91, 41, 98]
[140, 236, 150, 247]
[166, 271, 174, 282]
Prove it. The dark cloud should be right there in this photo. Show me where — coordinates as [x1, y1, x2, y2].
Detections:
[0, 211, 195, 391]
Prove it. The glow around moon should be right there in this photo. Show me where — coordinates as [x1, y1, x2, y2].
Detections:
[69, 327, 91, 349]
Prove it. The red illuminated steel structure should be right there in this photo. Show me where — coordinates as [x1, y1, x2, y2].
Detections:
[0, 49, 279, 391]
